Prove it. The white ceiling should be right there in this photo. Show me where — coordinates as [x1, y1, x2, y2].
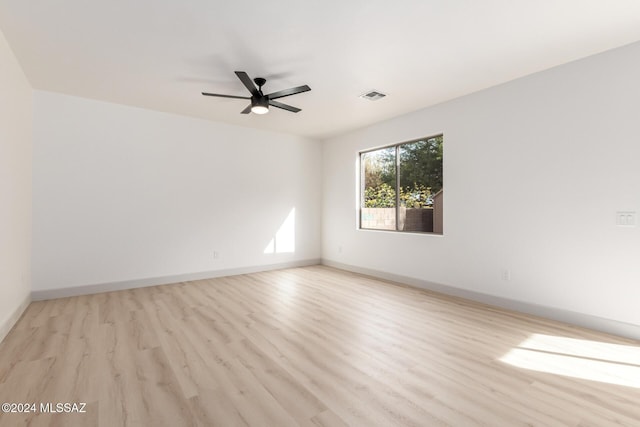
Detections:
[2, 1, 640, 140]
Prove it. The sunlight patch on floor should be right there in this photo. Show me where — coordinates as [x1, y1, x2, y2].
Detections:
[275, 279, 298, 306]
[500, 333, 640, 388]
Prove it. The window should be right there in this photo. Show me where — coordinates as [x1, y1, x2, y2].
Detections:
[360, 135, 443, 234]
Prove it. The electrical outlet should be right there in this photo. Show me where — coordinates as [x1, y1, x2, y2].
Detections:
[501, 269, 511, 281]
[213, 251, 219, 259]
[616, 211, 636, 227]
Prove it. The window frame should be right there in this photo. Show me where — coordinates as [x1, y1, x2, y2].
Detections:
[358, 134, 443, 234]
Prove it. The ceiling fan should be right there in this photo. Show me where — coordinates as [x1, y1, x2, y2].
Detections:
[202, 71, 311, 114]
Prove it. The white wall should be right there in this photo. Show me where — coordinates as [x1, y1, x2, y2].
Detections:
[322, 41, 640, 328]
[33, 92, 321, 292]
[0, 27, 32, 339]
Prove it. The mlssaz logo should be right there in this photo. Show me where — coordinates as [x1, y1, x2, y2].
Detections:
[40, 402, 87, 413]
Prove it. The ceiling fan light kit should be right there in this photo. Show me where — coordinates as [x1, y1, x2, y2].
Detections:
[202, 71, 310, 115]
[250, 96, 269, 115]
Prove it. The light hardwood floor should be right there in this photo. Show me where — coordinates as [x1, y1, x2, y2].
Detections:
[0, 266, 639, 426]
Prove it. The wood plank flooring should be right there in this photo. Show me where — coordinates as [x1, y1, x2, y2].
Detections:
[0, 265, 639, 426]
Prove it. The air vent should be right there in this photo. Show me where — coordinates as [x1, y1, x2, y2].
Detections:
[359, 90, 386, 101]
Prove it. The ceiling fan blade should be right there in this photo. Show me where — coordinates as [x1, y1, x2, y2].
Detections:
[266, 85, 311, 100]
[240, 104, 252, 114]
[269, 100, 301, 113]
[235, 71, 258, 95]
[202, 92, 250, 100]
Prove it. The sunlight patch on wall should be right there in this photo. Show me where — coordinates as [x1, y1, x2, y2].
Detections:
[500, 333, 640, 388]
[264, 208, 296, 254]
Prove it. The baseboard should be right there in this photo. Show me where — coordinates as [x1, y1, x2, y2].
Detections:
[0, 293, 31, 344]
[31, 258, 321, 301]
[322, 259, 640, 342]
